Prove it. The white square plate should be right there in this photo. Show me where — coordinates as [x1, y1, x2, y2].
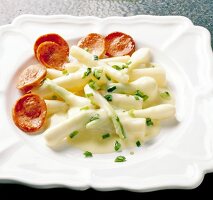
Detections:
[0, 15, 213, 191]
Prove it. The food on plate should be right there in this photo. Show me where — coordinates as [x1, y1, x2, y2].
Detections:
[17, 64, 47, 93]
[12, 94, 47, 133]
[105, 32, 135, 57]
[34, 33, 69, 59]
[12, 32, 176, 159]
[77, 33, 106, 58]
[36, 41, 68, 70]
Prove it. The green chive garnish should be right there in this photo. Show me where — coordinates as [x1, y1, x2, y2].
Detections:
[102, 133, 110, 139]
[112, 65, 123, 70]
[93, 69, 102, 80]
[93, 55, 99, 60]
[105, 74, 111, 81]
[80, 106, 90, 110]
[146, 118, 154, 126]
[114, 156, 126, 162]
[88, 113, 100, 123]
[160, 91, 171, 100]
[86, 93, 94, 97]
[62, 69, 69, 75]
[134, 90, 149, 101]
[84, 151, 93, 157]
[88, 80, 100, 90]
[52, 95, 57, 100]
[107, 86, 116, 92]
[126, 61, 132, 65]
[114, 140, 121, 151]
[104, 94, 112, 101]
[136, 140, 141, 147]
[82, 68, 92, 79]
[69, 130, 79, 138]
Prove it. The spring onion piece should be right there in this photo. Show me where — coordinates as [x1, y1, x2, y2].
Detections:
[104, 94, 112, 102]
[107, 86, 116, 92]
[114, 140, 121, 151]
[102, 133, 110, 139]
[82, 68, 92, 79]
[136, 140, 141, 147]
[93, 69, 102, 80]
[160, 91, 171, 100]
[84, 151, 93, 157]
[84, 85, 126, 139]
[88, 113, 100, 123]
[105, 74, 111, 81]
[93, 55, 99, 60]
[134, 90, 149, 101]
[88, 80, 100, 90]
[115, 156, 126, 162]
[146, 118, 154, 126]
[80, 106, 90, 110]
[52, 95, 57, 100]
[86, 93, 94, 97]
[62, 69, 69, 75]
[128, 109, 135, 117]
[69, 130, 79, 139]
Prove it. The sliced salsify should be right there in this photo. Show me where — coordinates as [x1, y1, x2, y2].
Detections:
[77, 33, 106, 58]
[37, 41, 68, 70]
[34, 33, 69, 60]
[16, 64, 47, 93]
[12, 93, 47, 133]
[105, 32, 136, 57]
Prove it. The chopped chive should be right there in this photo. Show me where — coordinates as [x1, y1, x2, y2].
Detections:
[146, 118, 154, 126]
[112, 65, 123, 70]
[69, 130, 79, 139]
[88, 80, 100, 90]
[134, 95, 140, 100]
[86, 93, 94, 97]
[80, 106, 90, 110]
[62, 69, 69, 75]
[126, 61, 132, 65]
[52, 95, 57, 100]
[114, 140, 121, 151]
[93, 55, 99, 60]
[102, 133, 110, 139]
[112, 65, 128, 70]
[84, 47, 89, 52]
[88, 113, 100, 123]
[128, 109, 135, 117]
[84, 151, 93, 157]
[116, 116, 126, 138]
[136, 140, 141, 147]
[134, 90, 149, 101]
[105, 74, 111, 81]
[107, 86, 116, 92]
[114, 156, 126, 162]
[104, 94, 112, 101]
[93, 69, 102, 80]
[160, 91, 171, 100]
[82, 68, 92, 79]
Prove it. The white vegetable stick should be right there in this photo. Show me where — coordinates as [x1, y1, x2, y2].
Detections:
[46, 68, 63, 79]
[100, 56, 130, 63]
[44, 110, 94, 148]
[133, 104, 175, 119]
[110, 93, 143, 110]
[70, 45, 98, 67]
[45, 100, 69, 116]
[129, 68, 166, 87]
[45, 79, 91, 107]
[84, 84, 126, 139]
[64, 63, 81, 73]
[108, 77, 158, 102]
[100, 62, 129, 84]
[32, 71, 91, 98]
[128, 48, 151, 70]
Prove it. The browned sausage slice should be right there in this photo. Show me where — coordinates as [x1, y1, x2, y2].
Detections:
[12, 94, 47, 133]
